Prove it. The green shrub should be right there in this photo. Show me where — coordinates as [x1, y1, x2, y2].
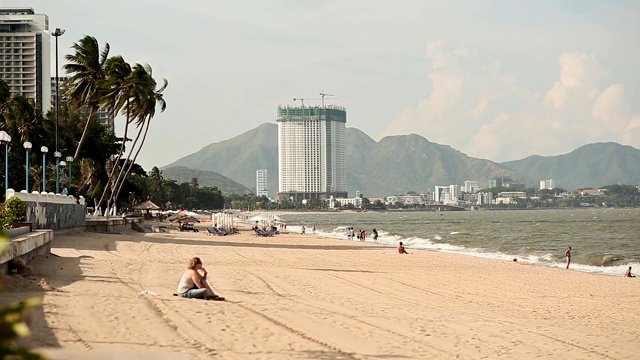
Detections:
[0, 197, 27, 230]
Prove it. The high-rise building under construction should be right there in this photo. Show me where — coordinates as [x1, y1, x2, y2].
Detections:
[277, 104, 347, 202]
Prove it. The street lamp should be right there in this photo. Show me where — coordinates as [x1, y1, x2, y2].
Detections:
[66, 156, 73, 188]
[59, 161, 67, 192]
[54, 151, 61, 193]
[51, 28, 65, 157]
[23, 141, 32, 191]
[0, 131, 11, 195]
[41, 146, 48, 192]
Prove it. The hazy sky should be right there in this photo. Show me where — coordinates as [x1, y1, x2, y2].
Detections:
[4, 0, 639, 169]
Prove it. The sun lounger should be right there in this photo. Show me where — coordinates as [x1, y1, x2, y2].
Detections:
[254, 228, 274, 237]
[206, 227, 228, 236]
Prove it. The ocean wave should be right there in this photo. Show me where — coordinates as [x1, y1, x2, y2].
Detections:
[307, 226, 638, 277]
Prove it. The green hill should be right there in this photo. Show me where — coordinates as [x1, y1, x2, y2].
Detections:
[163, 124, 640, 195]
[501, 142, 640, 189]
[163, 123, 523, 196]
[161, 166, 253, 195]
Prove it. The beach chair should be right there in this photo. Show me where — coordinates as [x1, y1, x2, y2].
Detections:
[254, 228, 274, 237]
[207, 228, 227, 236]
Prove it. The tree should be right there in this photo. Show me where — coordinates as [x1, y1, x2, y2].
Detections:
[108, 64, 167, 214]
[93, 56, 133, 212]
[64, 35, 110, 159]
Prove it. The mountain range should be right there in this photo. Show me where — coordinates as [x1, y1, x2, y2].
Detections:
[162, 123, 640, 196]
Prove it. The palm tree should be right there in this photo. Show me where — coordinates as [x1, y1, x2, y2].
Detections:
[109, 64, 167, 213]
[63, 35, 110, 159]
[0, 78, 10, 114]
[8, 95, 40, 143]
[93, 56, 133, 213]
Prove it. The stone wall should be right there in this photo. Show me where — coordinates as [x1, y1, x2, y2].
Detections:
[6, 189, 86, 230]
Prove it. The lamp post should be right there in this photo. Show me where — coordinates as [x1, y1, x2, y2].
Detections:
[66, 156, 73, 188]
[54, 151, 62, 193]
[23, 142, 32, 191]
[51, 28, 65, 157]
[41, 146, 48, 192]
[59, 161, 66, 192]
[0, 131, 11, 195]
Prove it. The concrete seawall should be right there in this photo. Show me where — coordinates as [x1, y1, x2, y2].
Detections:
[6, 189, 86, 230]
[1, 227, 53, 275]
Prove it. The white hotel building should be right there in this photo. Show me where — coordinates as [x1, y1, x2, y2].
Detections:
[277, 105, 347, 202]
[256, 169, 268, 198]
[0, 7, 50, 113]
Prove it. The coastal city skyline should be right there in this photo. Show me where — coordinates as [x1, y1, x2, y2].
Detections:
[1, 0, 639, 170]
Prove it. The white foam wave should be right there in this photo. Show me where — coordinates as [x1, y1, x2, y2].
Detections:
[308, 227, 639, 278]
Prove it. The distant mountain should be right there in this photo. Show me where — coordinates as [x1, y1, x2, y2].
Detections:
[346, 132, 519, 195]
[161, 166, 253, 195]
[163, 123, 521, 196]
[163, 124, 640, 195]
[500, 142, 640, 189]
[163, 122, 279, 195]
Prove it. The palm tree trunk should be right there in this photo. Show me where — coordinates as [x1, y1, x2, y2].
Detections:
[113, 118, 151, 206]
[95, 101, 130, 217]
[107, 120, 145, 215]
[73, 106, 97, 159]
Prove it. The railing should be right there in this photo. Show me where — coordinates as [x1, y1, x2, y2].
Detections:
[6, 188, 86, 205]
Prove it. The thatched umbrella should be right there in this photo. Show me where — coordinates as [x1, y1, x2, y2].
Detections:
[169, 214, 201, 223]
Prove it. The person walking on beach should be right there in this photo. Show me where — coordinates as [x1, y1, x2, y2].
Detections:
[565, 246, 572, 269]
[625, 266, 636, 278]
[175, 257, 224, 300]
[301, 225, 306, 234]
[372, 228, 378, 243]
[398, 242, 409, 254]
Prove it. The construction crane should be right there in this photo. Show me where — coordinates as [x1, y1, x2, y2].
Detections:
[292, 97, 320, 108]
[319, 90, 335, 107]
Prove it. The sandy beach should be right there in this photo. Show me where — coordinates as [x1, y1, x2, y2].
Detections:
[2, 225, 639, 359]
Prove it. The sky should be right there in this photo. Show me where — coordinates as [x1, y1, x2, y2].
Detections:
[3, 0, 640, 169]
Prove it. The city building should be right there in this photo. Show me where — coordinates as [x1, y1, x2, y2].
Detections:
[256, 169, 268, 198]
[463, 180, 480, 193]
[540, 179, 555, 190]
[366, 196, 385, 204]
[434, 185, 459, 205]
[277, 104, 347, 202]
[0, 7, 50, 113]
[489, 176, 526, 189]
[328, 195, 361, 209]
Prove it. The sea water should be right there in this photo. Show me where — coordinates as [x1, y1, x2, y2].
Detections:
[279, 208, 640, 277]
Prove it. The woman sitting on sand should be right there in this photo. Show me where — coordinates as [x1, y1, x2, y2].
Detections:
[175, 257, 224, 300]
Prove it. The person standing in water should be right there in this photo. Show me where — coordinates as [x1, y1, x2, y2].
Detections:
[372, 228, 378, 243]
[565, 246, 572, 269]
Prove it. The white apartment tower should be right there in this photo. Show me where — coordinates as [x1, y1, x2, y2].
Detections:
[0, 7, 51, 113]
[463, 180, 479, 193]
[256, 169, 268, 198]
[277, 104, 347, 202]
[540, 179, 555, 190]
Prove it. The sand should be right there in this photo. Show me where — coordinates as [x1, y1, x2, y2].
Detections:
[2, 226, 639, 360]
